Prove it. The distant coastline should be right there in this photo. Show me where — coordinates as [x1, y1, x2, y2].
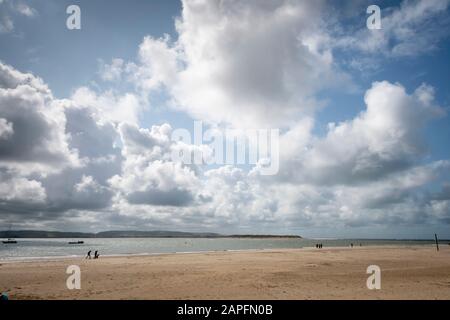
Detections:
[0, 230, 302, 239]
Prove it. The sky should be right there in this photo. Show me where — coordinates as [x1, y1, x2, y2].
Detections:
[1, 0, 450, 238]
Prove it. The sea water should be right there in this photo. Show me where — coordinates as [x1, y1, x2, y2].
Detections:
[0, 237, 442, 261]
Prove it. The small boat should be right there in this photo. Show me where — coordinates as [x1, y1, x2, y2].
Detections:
[2, 238, 17, 244]
[68, 240, 84, 244]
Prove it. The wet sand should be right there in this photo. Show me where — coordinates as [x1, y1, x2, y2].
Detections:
[1, 245, 449, 299]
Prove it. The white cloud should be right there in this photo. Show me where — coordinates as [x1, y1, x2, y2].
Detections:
[71, 87, 143, 125]
[116, 0, 351, 129]
[14, 2, 37, 17]
[38, 103, 122, 213]
[0, 62, 80, 176]
[98, 58, 125, 82]
[118, 122, 172, 158]
[117, 0, 450, 130]
[272, 81, 444, 185]
[110, 123, 200, 207]
[70, 175, 113, 210]
[0, 118, 13, 140]
[0, 176, 46, 204]
[130, 35, 179, 92]
[0, 63, 121, 217]
[111, 160, 198, 207]
[0, 62, 48, 91]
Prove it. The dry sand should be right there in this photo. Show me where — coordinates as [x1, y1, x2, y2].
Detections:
[1, 245, 450, 300]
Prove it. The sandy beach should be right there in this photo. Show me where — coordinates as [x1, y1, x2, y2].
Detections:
[1, 245, 449, 300]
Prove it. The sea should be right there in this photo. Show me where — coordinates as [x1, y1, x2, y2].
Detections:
[0, 238, 444, 261]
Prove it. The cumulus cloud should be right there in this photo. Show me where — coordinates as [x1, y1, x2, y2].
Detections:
[107, 0, 351, 128]
[71, 87, 143, 125]
[110, 123, 200, 207]
[0, 63, 80, 175]
[104, 0, 450, 129]
[129, 35, 179, 92]
[0, 175, 46, 204]
[0, 118, 13, 140]
[118, 122, 172, 158]
[0, 171, 47, 218]
[98, 58, 125, 82]
[273, 81, 445, 185]
[70, 175, 113, 210]
[38, 103, 122, 213]
[0, 62, 120, 220]
[0, 62, 48, 92]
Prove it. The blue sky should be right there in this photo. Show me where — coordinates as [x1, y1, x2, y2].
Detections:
[0, 0, 180, 97]
[1, 0, 450, 238]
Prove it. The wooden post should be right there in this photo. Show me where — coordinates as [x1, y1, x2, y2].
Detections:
[435, 233, 439, 252]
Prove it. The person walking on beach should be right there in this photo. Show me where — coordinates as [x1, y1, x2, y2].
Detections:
[86, 250, 92, 259]
[94, 250, 99, 259]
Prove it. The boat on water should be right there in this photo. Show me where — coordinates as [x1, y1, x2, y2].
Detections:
[68, 240, 84, 244]
[2, 238, 17, 244]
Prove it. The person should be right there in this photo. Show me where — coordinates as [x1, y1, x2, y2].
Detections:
[351, 243, 353, 248]
[94, 250, 99, 259]
[0, 292, 8, 300]
[86, 250, 92, 259]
